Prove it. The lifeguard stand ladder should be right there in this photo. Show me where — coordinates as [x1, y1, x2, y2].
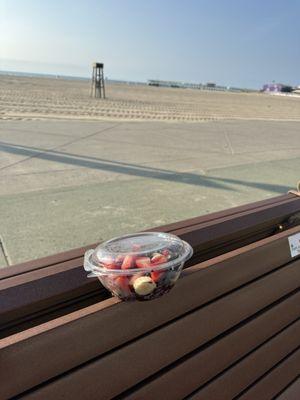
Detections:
[91, 62, 105, 98]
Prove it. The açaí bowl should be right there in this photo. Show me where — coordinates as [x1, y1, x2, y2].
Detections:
[84, 232, 193, 301]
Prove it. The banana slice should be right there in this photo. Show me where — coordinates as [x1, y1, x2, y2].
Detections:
[133, 276, 156, 296]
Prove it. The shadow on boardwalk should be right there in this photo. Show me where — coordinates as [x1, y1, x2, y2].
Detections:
[0, 141, 291, 194]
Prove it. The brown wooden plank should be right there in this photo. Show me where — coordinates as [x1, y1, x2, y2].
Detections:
[238, 351, 300, 400]
[0, 244, 92, 280]
[17, 279, 300, 400]
[1, 258, 90, 310]
[275, 378, 300, 400]
[0, 287, 105, 339]
[0, 193, 291, 279]
[0, 258, 102, 332]
[188, 325, 300, 400]
[1, 226, 299, 398]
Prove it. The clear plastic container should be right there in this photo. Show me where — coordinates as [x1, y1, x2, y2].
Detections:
[84, 232, 193, 301]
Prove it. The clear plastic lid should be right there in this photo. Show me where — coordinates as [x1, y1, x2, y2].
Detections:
[84, 232, 193, 276]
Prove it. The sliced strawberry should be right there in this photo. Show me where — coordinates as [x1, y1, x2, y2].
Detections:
[121, 255, 134, 270]
[151, 270, 165, 282]
[114, 276, 131, 296]
[136, 257, 151, 268]
[99, 256, 119, 269]
[151, 254, 168, 265]
[105, 263, 119, 270]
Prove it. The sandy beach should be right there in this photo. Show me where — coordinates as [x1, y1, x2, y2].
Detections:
[1, 74, 300, 264]
[1, 75, 300, 122]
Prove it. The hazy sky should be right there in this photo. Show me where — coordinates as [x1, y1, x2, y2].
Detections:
[1, 0, 299, 88]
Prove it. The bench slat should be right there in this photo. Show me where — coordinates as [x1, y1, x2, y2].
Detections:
[274, 377, 300, 400]
[238, 351, 300, 400]
[188, 324, 300, 400]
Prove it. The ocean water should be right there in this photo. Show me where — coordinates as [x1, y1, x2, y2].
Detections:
[0, 70, 89, 81]
[0, 70, 146, 86]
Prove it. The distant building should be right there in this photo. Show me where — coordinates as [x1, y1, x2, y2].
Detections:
[293, 87, 300, 95]
[148, 80, 185, 88]
[147, 79, 256, 93]
[262, 83, 293, 93]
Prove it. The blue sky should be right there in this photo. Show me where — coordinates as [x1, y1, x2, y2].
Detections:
[1, 0, 299, 88]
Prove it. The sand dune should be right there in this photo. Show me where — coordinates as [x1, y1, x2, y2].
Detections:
[1, 75, 300, 122]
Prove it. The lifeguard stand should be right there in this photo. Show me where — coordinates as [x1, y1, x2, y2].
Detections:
[91, 62, 105, 98]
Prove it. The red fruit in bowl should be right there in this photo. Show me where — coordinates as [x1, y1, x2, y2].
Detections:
[121, 255, 134, 270]
[136, 257, 151, 268]
[162, 249, 170, 257]
[105, 263, 119, 270]
[151, 254, 168, 265]
[99, 256, 119, 269]
[150, 254, 167, 282]
[114, 276, 131, 296]
[151, 270, 165, 282]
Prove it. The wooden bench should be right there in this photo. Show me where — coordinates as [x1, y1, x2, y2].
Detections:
[1, 193, 300, 399]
